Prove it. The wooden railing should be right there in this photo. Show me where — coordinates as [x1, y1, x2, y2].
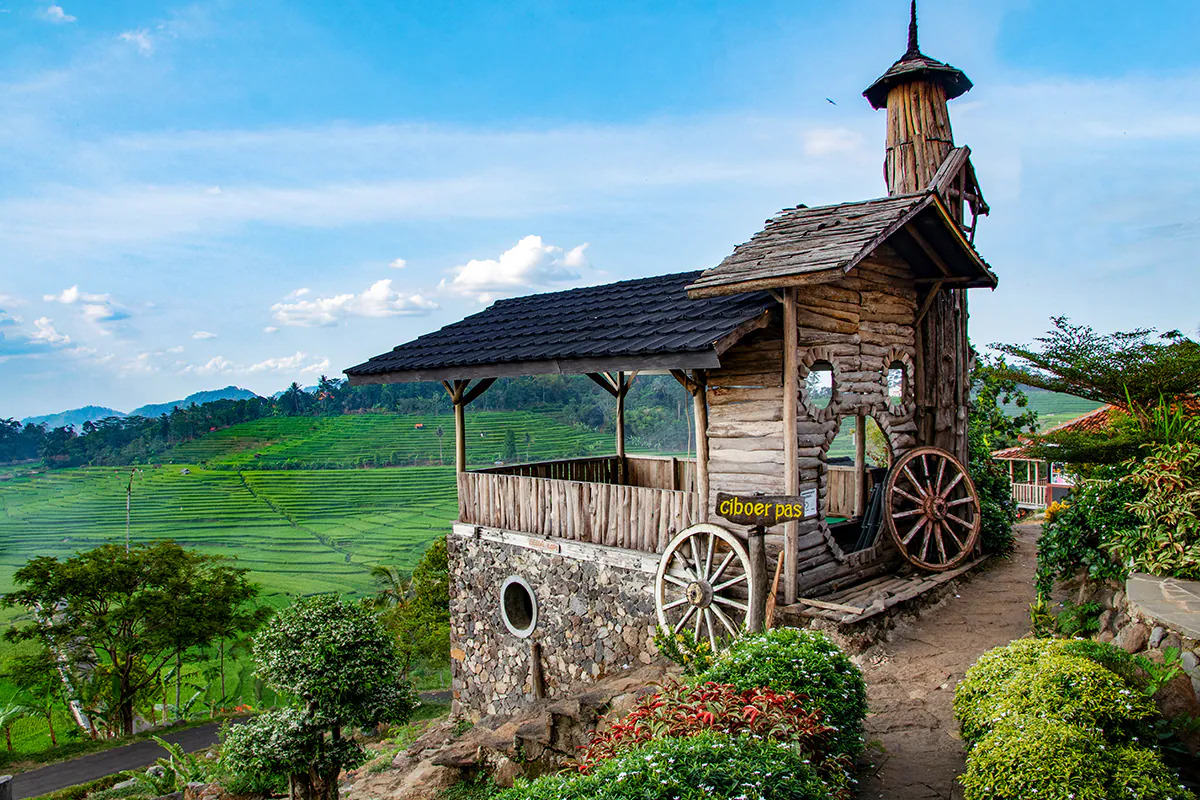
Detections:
[458, 455, 699, 553]
[1011, 482, 1048, 508]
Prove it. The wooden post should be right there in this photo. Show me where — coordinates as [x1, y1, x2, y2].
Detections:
[692, 371, 709, 522]
[529, 641, 546, 700]
[854, 413, 867, 518]
[782, 288, 799, 605]
[454, 398, 466, 474]
[745, 527, 768, 633]
[615, 371, 626, 458]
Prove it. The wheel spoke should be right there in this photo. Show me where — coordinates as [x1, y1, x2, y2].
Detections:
[709, 550, 736, 584]
[901, 516, 928, 545]
[920, 526, 933, 562]
[935, 457, 947, 494]
[704, 533, 715, 581]
[670, 549, 698, 582]
[946, 512, 975, 530]
[689, 536, 703, 578]
[712, 573, 747, 593]
[662, 572, 690, 588]
[673, 605, 697, 634]
[943, 523, 965, 549]
[662, 596, 689, 611]
[712, 595, 749, 612]
[938, 472, 964, 499]
[919, 453, 932, 493]
[704, 608, 717, 652]
[894, 486, 924, 506]
[693, 604, 704, 639]
[946, 496, 975, 507]
[901, 465, 928, 497]
[932, 522, 948, 563]
[891, 508, 924, 519]
[711, 603, 740, 636]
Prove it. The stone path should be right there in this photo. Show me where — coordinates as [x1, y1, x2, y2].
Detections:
[855, 522, 1040, 800]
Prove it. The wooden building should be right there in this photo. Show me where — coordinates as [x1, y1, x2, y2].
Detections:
[345, 3, 999, 717]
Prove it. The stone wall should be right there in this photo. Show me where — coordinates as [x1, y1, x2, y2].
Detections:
[449, 526, 659, 718]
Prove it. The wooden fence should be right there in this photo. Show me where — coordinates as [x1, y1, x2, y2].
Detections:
[1011, 481, 1048, 509]
[458, 459, 699, 554]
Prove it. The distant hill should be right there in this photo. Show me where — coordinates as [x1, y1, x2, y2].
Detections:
[1001, 386, 1103, 431]
[20, 386, 260, 428]
[21, 405, 125, 429]
[130, 386, 260, 418]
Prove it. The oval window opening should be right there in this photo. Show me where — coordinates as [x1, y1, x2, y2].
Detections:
[500, 575, 537, 638]
[806, 361, 834, 409]
[887, 361, 906, 406]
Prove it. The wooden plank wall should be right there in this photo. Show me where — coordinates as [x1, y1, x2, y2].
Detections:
[457, 471, 698, 554]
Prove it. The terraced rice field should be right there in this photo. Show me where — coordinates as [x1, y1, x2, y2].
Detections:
[167, 411, 612, 469]
[0, 464, 458, 603]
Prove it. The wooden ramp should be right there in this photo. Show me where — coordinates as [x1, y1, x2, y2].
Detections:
[780, 555, 990, 625]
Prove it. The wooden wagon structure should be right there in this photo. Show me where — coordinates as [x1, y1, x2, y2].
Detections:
[346, 4, 999, 717]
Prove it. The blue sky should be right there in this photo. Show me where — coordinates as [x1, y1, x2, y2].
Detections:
[1, 1, 1198, 419]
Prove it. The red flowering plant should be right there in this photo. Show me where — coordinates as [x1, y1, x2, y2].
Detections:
[577, 680, 853, 798]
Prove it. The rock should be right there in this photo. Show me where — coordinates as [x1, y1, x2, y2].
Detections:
[1098, 609, 1116, 633]
[492, 756, 523, 789]
[1112, 590, 1125, 609]
[393, 764, 462, 800]
[1154, 673, 1200, 754]
[1098, 630, 1115, 644]
[113, 780, 138, 792]
[1163, 632, 1183, 652]
[1115, 622, 1151, 653]
[1149, 626, 1167, 648]
[432, 740, 484, 769]
[1181, 650, 1199, 676]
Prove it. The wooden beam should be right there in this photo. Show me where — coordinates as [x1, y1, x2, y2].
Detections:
[712, 308, 774, 356]
[904, 221, 953, 277]
[461, 377, 496, 406]
[685, 266, 846, 299]
[586, 372, 620, 396]
[669, 369, 696, 395]
[452, 379, 467, 473]
[692, 370, 709, 522]
[914, 279, 945, 326]
[615, 371, 628, 457]
[782, 288, 799, 605]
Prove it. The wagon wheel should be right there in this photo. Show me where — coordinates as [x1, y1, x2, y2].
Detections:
[655, 523, 756, 652]
[883, 446, 981, 572]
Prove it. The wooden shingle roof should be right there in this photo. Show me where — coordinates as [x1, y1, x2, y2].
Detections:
[686, 190, 997, 299]
[344, 271, 775, 385]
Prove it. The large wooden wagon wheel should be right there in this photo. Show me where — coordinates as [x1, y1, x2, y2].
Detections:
[883, 446, 981, 572]
[655, 523, 757, 652]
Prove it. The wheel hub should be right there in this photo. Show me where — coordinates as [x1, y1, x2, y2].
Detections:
[922, 494, 948, 521]
[686, 580, 713, 608]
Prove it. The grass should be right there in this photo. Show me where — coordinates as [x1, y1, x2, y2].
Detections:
[1005, 386, 1103, 431]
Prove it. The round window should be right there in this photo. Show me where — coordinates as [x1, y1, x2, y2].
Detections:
[500, 575, 538, 638]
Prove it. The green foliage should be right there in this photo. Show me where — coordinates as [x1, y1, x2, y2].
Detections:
[375, 538, 451, 677]
[24, 773, 129, 800]
[969, 356, 1030, 554]
[1113, 441, 1200, 580]
[218, 708, 355, 796]
[697, 628, 867, 759]
[651, 626, 715, 677]
[1035, 465, 1140, 594]
[497, 732, 836, 800]
[2, 541, 262, 737]
[129, 734, 210, 796]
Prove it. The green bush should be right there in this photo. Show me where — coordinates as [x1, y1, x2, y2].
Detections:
[960, 715, 1113, 800]
[955, 640, 1154, 745]
[1109, 745, 1196, 800]
[968, 422, 1018, 554]
[1035, 466, 1140, 594]
[697, 629, 866, 759]
[497, 732, 835, 800]
[1117, 441, 1200, 580]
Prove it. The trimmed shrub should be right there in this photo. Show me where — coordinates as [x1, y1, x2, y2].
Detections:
[960, 715, 1112, 800]
[578, 681, 851, 796]
[497, 732, 836, 800]
[698, 629, 867, 759]
[1110, 745, 1197, 800]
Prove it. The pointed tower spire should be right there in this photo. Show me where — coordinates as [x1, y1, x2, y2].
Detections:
[863, 2, 973, 194]
[905, 0, 920, 58]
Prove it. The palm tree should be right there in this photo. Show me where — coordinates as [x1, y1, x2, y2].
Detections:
[365, 565, 412, 612]
[0, 699, 31, 752]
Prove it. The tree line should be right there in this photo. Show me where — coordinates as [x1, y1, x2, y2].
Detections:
[2, 374, 696, 469]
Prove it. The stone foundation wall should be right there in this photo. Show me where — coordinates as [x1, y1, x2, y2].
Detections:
[449, 527, 659, 718]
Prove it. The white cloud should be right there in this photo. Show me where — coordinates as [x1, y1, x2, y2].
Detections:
[43, 5, 75, 23]
[440, 235, 588, 302]
[119, 29, 154, 55]
[263, 326, 279, 334]
[182, 355, 233, 375]
[389, 258, 407, 269]
[270, 279, 437, 327]
[248, 351, 329, 375]
[192, 330, 217, 339]
[166, 345, 184, 353]
[31, 317, 70, 344]
[43, 285, 129, 327]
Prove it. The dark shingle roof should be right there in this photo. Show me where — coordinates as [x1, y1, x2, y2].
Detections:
[686, 191, 997, 298]
[344, 271, 775, 384]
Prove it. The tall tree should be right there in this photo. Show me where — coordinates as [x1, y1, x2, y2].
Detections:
[3, 542, 263, 736]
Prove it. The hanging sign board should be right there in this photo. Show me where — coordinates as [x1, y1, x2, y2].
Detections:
[716, 486, 819, 527]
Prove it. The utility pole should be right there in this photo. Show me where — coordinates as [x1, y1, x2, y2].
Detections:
[125, 467, 139, 552]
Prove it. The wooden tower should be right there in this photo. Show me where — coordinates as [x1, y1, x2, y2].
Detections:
[864, 0, 976, 462]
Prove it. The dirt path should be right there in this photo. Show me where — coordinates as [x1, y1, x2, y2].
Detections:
[855, 521, 1040, 800]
